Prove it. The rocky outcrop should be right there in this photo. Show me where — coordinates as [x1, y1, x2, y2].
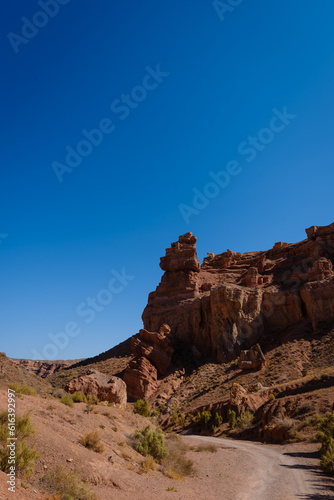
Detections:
[65, 370, 127, 408]
[239, 344, 266, 370]
[123, 357, 158, 400]
[228, 383, 270, 415]
[142, 224, 334, 361]
[131, 325, 174, 375]
[124, 324, 174, 401]
[13, 360, 72, 378]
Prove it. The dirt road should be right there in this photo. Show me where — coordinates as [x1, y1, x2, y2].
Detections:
[182, 435, 334, 500]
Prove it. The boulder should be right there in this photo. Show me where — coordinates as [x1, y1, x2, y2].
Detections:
[65, 370, 127, 408]
[238, 344, 266, 370]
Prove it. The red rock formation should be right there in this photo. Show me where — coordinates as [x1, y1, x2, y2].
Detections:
[142, 224, 334, 361]
[13, 360, 71, 378]
[123, 357, 158, 400]
[131, 325, 174, 375]
[124, 324, 174, 401]
[66, 370, 127, 408]
[238, 344, 266, 370]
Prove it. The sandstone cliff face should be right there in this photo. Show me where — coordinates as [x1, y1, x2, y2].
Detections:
[142, 224, 334, 361]
[123, 324, 174, 401]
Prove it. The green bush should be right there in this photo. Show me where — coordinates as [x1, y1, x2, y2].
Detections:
[134, 399, 151, 417]
[238, 411, 254, 430]
[190, 411, 212, 430]
[80, 431, 104, 453]
[71, 391, 87, 403]
[60, 395, 74, 408]
[0, 412, 39, 478]
[316, 412, 334, 475]
[134, 426, 168, 462]
[42, 465, 96, 499]
[228, 409, 237, 429]
[86, 394, 100, 405]
[9, 383, 37, 397]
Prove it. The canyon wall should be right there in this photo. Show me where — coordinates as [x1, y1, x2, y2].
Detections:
[142, 224, 334, 361]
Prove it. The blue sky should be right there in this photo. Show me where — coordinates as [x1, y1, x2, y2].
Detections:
[1, 0, 334, 360]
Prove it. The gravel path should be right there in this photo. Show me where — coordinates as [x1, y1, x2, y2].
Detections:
[182, 436, 334, 500]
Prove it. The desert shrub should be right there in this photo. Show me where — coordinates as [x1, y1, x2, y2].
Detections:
[170, 411, 186, 427]
[238, 411, 254, 429]
[52, 389, 67, 399]
[190, 411, 212, 431]
[316, 412, 334, 475]
[80, 431, 104, 453]
[228, 409, 237, 429]
[192, 444, 217, 453]
[213, 412, 223, 427]
[71, 391, 87, 403]
[153, 404, 165, 419]
[9, 383, 37, 397]
[134, 426, 168, 462]
[162, 434, 196, 479]
[86, 394, 100, 405]
[0, 412, 39, 478]
[141, 455, 156, 473]
[41, 465, 96, 500]
[134, 399, 151, 417]
[60, 395, 74, 408]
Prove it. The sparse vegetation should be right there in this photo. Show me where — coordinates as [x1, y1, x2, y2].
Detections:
[192, 444, 217, 453]
[134, 426, 168, 461]
[60, 395, 74, 408]
[316, 412, 334, 475]
[141, 455, 156, 473]
[190, 411, 212, 431]
[228, 409, 237, 429]
[71, 391, 87, 403]
[0, 412, 39, 478]
[8, 383, 37, 397]
[41, 465, 96, 499]
[162, 434, 196, 479]
[134, 399, 151, 417]
[80, 431, 104, 453]
[237, 411, 254, 430]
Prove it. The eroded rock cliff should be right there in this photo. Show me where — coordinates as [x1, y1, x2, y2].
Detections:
[142, 224, 334, 361]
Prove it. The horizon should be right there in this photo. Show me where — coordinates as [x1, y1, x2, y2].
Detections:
[2, 1, 334, 360]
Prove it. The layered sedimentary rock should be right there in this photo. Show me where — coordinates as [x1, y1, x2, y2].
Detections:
[123, 357, 158, 400]
[142, 224, 334, 361]
[66, 370, 127, 408]
[124, 324, 174, 400]
[13, 360, 71, 378]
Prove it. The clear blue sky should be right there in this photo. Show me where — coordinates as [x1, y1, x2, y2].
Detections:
[1, 0, 334, 360]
